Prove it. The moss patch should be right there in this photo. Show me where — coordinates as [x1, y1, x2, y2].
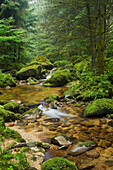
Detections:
[3, 101, 19, 113]
[41, 157, 78, 170]
[45, 94, 60, 102]
[84, 98, 113, 117]
[43, 69, 72, 87]
[17, 65, 42, 80]
[0, 108, 20, 122]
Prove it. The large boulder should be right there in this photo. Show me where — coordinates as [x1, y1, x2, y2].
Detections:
[43, 69, 72, 87]
[41, 157, 78, 170]
[0, 108, 20, 122]
[30, 55, 53, 70]
[3, 101, 19, 113]
[17, 65, 42, 80]
[84, 98, 113, 117]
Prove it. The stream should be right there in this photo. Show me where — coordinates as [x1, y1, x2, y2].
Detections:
[1, 71, 113, 169]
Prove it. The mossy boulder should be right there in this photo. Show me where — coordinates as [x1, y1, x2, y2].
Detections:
[0, 72, 16, 87]
[84, 98, 113, 117]
[41, 157, 78, 170]
[45, 94, 60, 102]
[43, 69, 72, 87]
[30, 55, 53, 70]
[0, 108, 20, 122]
[22, 108, 42, 120]
[17, 65, 42, 80]
[3, 101, 19, 113]
[0, 100, 9, 105]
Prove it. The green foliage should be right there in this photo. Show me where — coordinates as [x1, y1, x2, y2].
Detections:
[84, 98, 113, 117]
[0, 143, 29, 169]
[65, 72, 113, 101]
[0, 71, 16, 87]
[43, 69, 72, 87]
[41, 157, 78, 170]
[54, 60, 68, 68]
[0, 126, 23, 142]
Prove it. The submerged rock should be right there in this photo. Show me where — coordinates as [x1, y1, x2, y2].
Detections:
[67, 141, 96, 156]
[51, 134, 72, 147]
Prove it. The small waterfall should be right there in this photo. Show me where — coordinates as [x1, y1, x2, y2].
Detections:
[38, 103, 70, 119]
[39, 68, 55, 85]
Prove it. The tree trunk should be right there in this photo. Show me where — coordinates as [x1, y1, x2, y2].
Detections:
[86, 0, 96, 71]
[96, 0, 105, 75]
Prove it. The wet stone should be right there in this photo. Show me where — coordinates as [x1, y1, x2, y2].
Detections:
[104, 160, 113, 167]
[78, 163, 95, 170]
[86, 150, 100, 158]
[108, 120, 113, 127]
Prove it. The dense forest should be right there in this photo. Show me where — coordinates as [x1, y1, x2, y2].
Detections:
[1, 0, 113, 169]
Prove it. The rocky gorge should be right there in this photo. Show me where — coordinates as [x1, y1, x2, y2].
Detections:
[0, 57, 113, 170]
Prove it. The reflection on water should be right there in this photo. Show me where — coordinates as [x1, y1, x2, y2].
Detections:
[0, 84, 67, 104]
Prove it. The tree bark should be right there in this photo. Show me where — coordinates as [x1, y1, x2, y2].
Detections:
[86, 0, 96, 71]
[96, 0, 105, 75]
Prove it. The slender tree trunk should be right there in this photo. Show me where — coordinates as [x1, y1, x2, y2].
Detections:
[65, 24, 70, 61]
[86, 0, 96, 71]
[96, 0, 105, 75]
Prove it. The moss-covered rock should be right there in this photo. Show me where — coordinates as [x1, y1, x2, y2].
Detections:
[84, 98, 113, 117]
[3, 101, 19, 113]
[0, 100, 9, 105]
[30, 55, 53, 70]
[41, 157, 78, 170]
[45, 94, 60, 102]
[43, 69, 72, 87]
[0, 71, 16, 87]
[17, 65, 42, 80]
[22, 108, 42, 119]
[0, 108, 20, 122]
[27, 77, 39, 85]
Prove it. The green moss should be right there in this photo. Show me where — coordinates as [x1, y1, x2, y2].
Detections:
[22, 108, 42, 118]
[0, 108, 20, 122]
[74, 102, 84, 107]
[45, 94, 60, 102]
[3, 101, 19, 113]
[84, 98, 113, 117]
[43, 69, 72, 87]
[41, 157, 78, 170]
[0, 100, 9, 105]
[4, 127, 24, 142]
[17, 65, 42, 80]
[0, 116, 5, 127]
[79, 141, 96, 147]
